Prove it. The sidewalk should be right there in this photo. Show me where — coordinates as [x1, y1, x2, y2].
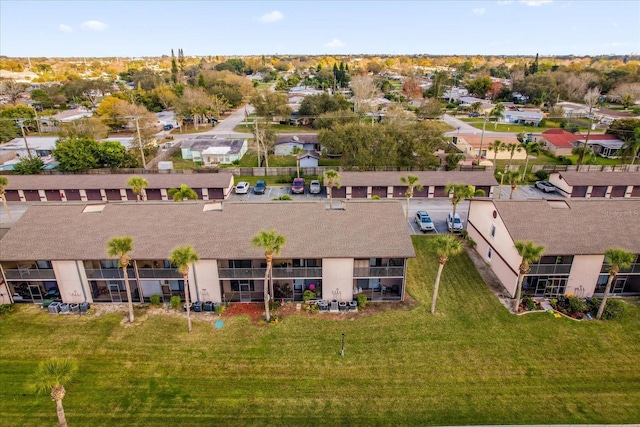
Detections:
[464, 243, 513, 312]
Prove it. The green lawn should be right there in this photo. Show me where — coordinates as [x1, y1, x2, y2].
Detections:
[1, 236, 639, 426]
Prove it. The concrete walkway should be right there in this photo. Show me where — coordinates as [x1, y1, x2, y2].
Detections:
[464, 243, 514, 312]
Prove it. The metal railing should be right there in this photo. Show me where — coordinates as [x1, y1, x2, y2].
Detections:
[136, 268, 183, 279]
[527, 264, 572, 275]
[272, 266, 322, 278]
[4, 269, 56, 280]
[218, 268, 266, 279]
[84, 268, 135, 280]
[353, 267, 405, 277]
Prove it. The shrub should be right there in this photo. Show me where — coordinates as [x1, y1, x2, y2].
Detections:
[214, 303, 225, 316]
[356, 294, 367, 309]
[521, 296, 536, 311]
[302, 290, 314, 302]
[557, 156, 573, 165]
[0, 304, 14, 315]
[170, 296, 182, 309]
[538, 118, 547, 127]
[567, 296, 587, 314]
[371, 195, 380, 200]
[587, 297, 625, 320]
[149, 294, 162, 305]
[535, 170, 549, 180]
[466, 236, 477, 248]
[272, 195, 292, 201]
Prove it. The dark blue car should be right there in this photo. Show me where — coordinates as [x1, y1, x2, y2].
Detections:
[254, 180, 266, 194]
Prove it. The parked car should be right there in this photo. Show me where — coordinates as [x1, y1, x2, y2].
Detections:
[163, 124, 174, 131]
[291, 178, 305, 194]
[309, 180, 321, 194]
[235, 182, 250, 194]
[535, 181, 557, 193]
[254, 180, 266, 194]
[468, 112, 480, 118]
[447, 212, 464, 233]
[414, 211, 435, 232]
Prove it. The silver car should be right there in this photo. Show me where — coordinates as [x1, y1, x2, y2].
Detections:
[414, 211, 435, 232]
[309, 180, 321, 194]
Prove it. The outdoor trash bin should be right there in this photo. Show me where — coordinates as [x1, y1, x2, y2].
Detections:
[204, 301, 213, 311]
[318, 301, 329, 311]
[338, 301, 348, 311]
[48, 302, 61, 314]
[59, 303, 70, 313]
[70, 303, 80, 313]
[79, 302, 90, 312]
[348, 301, 358, 311]
[193, 301, 203, 312]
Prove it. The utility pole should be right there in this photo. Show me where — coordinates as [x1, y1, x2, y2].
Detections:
[477, 115, 487, 166]
[18, 120, 33, 160]
[134, 117, 147, 169]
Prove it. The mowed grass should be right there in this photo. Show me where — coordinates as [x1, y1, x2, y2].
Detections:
[1, 236, 639, 426]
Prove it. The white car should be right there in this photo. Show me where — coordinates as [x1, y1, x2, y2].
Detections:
[235, 182, 250, 194]
[309, 180, 322, 194]
[535, 181, 556, 193]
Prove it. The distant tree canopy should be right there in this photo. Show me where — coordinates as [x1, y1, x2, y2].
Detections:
[298, 93, 352, 117]
[53, 137, 133, 171]
[606, 118, 640, 141]
[319, 121, 446, 170]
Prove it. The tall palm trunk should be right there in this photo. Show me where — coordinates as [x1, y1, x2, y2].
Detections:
[522, 154, 530, 181]
[183, 272, 192, 332]
[266, 255, 274, 297]
[327, 185, 333, 209]
[121, 260, 135, 323]
[514, 270, 525, 311]
[263, 260, 271, 322]
[451, 204, 457, 234]
[596, 272, 616, 320]
[431, 259, 446, 313]
[52, 386, 67, 427]
[405, 195, 410, 219]
[510, 183, 517, 199]
[1, 197, 11, 221]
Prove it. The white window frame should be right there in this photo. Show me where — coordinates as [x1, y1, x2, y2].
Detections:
[490, 224, 496, 239]
[486, 247, 493, 261]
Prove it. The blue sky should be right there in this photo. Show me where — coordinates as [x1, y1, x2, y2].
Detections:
[1, 1, 639, 57]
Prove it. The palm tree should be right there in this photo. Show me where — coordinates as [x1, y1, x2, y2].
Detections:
[503, 170, 522, 199]
[513, 240, 545, 312]
[252, 229, 286, 322]
[400, 174, 422, 219]
[323, 169, 341, 209]
[445, 183, 474, 234]
[168, 184, 198, 201]
[33, 357, 78, 427]
[596, 248, 634, 320]
[490, 102, 505, 128]
[470, 101, 482, 113]
[169, 245, 199, 333]
[521, 142, 541, 180]
[621, 128, 640, 166]
[106, 236, 136, 323]
[430, 234, 463, 313]
[505, 142, 522, 168]
[127, 176, 149, 202]
[0, 176, 11, 221]
[488, 140, 505, 168]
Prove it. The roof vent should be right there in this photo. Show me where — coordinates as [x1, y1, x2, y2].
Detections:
[82, 204, 106, 213]
[203, 201, 223, 212]
[547, 200, 569, 209]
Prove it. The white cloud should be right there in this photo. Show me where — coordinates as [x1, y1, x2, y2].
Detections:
[58, 24, 73, 33]
[324, 38, 345, 48]
[257, 11, 284, 23]
[81, 20, 108, 31]
[473, 7, 486, 15]
[519, 0, 553, 6]
[497, 1, 513, 5]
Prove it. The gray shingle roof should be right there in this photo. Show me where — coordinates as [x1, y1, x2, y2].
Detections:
[556, 171, 640, 187]
[493, 199, 640, 255]
[0, 201, 416, 261]
[182, 138, 246, 155]
[4, 173, 234, 190]
[338, 171, 498, 187]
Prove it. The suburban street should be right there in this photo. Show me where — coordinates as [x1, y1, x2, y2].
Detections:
[443, 113, 519, 138]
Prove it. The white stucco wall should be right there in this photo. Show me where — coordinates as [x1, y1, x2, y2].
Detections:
[549, 173, 572, 196]
[567, 254, 605, 297]
[192, 260, 221, 303]
[322, 258, 354, 302]
[468, 200, 521, 296]
[53, 260, 90, 304]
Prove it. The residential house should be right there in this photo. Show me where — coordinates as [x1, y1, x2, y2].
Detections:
[585, 135, 626, 158]
[457, 96, 494, 114]
[454, 135, 525, 165]
[50, 108, 93, 123]
[334, 171, 498, 199]
[2, 173, 235, 202]
[467, 198, 640, 298]
[556, 102, 591, 118]
[594, 108, 639, 126]
[501, 108, 544, 126]
[549, 171, 640, 198]
[0, 201, 415, 306]
[181, 136, 247, 165]
[539, 129, 579, 156]
[274, 135, 320, 155]
[297, 150, 320, 168]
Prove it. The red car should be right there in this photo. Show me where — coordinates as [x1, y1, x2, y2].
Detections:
[291, 178, 305, 194]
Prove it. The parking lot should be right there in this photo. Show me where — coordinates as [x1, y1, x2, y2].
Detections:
[228, 185, 325, 201]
